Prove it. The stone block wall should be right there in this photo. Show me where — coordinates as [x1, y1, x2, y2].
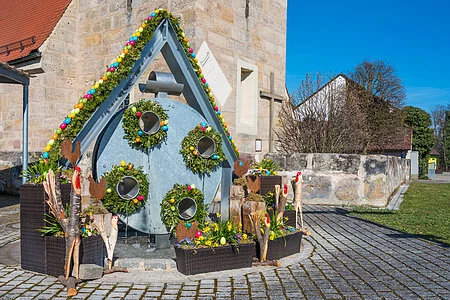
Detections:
[266, 153, 410, 207]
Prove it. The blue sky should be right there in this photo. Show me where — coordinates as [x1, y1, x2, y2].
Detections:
[286, 0, 450, 113]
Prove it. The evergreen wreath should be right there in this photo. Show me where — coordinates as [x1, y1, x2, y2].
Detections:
[122, 99, 169, 149]
[180, 123, 225, 174]
[161, 183, 206, 233]
[103, 161, 149, 215]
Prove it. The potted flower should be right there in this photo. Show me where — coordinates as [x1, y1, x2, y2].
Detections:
[255, 210, 302, 260]
[174, 216, 255, 275]
[250, 158, 282, 195]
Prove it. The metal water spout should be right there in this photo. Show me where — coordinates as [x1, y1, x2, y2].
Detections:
[139, 71, 184, 98]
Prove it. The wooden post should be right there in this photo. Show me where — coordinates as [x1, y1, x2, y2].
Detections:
[230, 185, 245, 227]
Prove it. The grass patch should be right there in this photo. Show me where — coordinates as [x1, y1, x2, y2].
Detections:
[350, 182, 450, 245]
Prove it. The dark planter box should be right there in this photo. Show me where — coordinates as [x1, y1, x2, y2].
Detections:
[20, 184, 104, 275]
[284, 210, 297, 228]
[175, 242, 255, 275]
[256, 231, 302, 260]
[42, 235, 105, 276]
[259, 176, 282, 195]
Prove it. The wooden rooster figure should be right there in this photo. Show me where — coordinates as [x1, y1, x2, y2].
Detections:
[92, 213, 119, 271]
[250, 212, 272, 263]
[246, 175, 261, 194]
[43, 138, 83, 296]
[234, 160, 250, 178]
[88, 175, 107, 203]
[291, 172, 311, 235]
[60, 139, 81, 167]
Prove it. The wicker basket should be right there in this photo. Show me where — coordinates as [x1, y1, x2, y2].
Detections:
[284, 210, 297, 228]
[259, 176, 282, 195]
[43, 236, 105, 276]
[256, 231, 302, 260]
[20, 184, 71, 274]
[175, 242, 255, 275]
[20, 184, 104, 275]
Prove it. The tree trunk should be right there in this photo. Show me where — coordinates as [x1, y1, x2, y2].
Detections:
[65, 191, 81, 278]
[242, 201, 266, 234]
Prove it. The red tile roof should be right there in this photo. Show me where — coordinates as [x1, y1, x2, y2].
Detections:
[0, 0, 72, 63]
[367, 127, 412, 152]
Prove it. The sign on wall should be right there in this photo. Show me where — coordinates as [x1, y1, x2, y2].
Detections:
[197, 42, 232, 107]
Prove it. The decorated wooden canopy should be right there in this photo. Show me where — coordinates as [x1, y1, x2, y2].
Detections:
[41, 9, 239, 233]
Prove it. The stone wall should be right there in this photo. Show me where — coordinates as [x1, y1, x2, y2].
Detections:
[0, 0, 287, 192]
[266, 153, 410, 207]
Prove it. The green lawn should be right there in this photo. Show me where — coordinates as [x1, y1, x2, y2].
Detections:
[350, 182, 450, 245]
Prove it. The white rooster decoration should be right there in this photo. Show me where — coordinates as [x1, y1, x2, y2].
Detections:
[92, 213, 119, 270]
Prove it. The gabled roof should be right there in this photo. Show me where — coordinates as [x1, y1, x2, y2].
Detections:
[294, 73, 354, 110]
[0, 0, 72, 63]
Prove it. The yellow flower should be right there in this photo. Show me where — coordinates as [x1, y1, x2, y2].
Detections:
[238, 223, 242, 229]
[242, 233, 247, 240]
[216, 212, 221, 218]
[270, 235, 275, 241]
[273, 171, 278, 175]
[203, 226, 211, 233]
[227, 222, 232, 231]
[194, 240, 201, 246]
[213, 243, 219, 247]
[212, 223, 219, 231]
[205, 240, 212, 247]
[199, 235, 204, 240]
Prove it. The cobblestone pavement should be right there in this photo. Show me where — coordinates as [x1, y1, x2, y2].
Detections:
[0, 202, 449, 299]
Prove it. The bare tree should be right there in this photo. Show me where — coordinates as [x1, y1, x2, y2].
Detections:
[348, 59, 406, 108]
[276, 73, 367, 153]
[431, 104, 450, 170]
[348, 60, 407, 152]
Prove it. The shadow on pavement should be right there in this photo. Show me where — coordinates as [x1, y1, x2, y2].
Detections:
[0, 193, 19, 208]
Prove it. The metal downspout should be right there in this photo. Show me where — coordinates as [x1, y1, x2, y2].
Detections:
[22, 84, 29, 184]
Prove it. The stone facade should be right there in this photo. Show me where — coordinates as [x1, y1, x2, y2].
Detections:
[266, 153, 410, 207]
[0, 0, 287, 192]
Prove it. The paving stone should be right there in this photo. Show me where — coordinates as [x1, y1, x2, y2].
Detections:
[0, 205, 449, 299]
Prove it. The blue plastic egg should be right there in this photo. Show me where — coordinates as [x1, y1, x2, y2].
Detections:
[64, 118, 71, 124]
[42, 152, 49, 159]
[138, 130, 143, 136]
[162, 125, 168, 131]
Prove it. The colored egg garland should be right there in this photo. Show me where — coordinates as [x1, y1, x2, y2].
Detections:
[122, 99, 169, 149]
[180, 123, 225, 174]
[102, 161, 149, 215]
[41, 9, 239, 164]
[160, 183, 206, 234]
